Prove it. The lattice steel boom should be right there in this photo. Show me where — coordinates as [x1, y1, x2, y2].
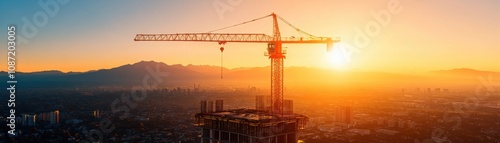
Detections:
[134, 33, 337, 44]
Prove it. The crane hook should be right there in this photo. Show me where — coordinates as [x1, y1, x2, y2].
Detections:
[220, 47, 224, 79]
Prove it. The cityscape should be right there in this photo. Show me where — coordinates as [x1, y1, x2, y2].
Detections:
[0, 62, 499, 142]
[1, 0, 500, 143]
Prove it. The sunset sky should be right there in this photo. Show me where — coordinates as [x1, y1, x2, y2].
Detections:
[1, 0, 499, 73]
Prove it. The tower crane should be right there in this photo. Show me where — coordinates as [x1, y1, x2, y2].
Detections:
[134, 13, 340, 115]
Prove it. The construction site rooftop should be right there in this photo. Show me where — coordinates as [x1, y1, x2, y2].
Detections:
[196, 109, 307, 123]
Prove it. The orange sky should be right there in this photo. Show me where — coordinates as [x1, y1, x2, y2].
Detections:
[1, 0, 499, 73]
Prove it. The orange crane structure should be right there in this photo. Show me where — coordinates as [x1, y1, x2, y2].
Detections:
[134, 13, 340, 116]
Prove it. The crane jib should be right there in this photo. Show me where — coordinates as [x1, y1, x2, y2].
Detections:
[134, 33, 338, 44]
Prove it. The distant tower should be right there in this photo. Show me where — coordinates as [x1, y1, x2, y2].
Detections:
[55, 110, 60, 124]
[256, 95, 265, 111]
[345, 107, 353, 124]
[201, 100, 208, 113]
[215, 100, 224, 112]
[335, 106, 353, 124]
[208, 101, 214, 113]
[50, 110, 60, 125]
[256, 95, 272, 112]
[30, 114, 36, 126]
[50, 112, 55, 124]
[93, 110, 101, 118]
[283, 99, 293, 115]
[22, 114, 36, 126]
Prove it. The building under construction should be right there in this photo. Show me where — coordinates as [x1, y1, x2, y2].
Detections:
[195, 98, 308, 143]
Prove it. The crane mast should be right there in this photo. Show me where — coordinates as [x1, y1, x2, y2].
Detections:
[269, 13, 284, 114]
[134, 13, 339, 115]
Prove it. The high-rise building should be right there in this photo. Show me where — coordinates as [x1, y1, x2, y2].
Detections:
[55, 110, 60, 124]
[208, 101, 214, 113]
[345, 107, 353, 124]
[201, 100, 222, 113]
[215, 100, 224, 112]
[196, 100, 308, 143]
[256, 95, 271, 112]
[256, 95, 265, 111]
[50, 112, 55, 124]
[195, 110, 307, 143]
[334, 106, 353, 124]
[93, 110, 101, 118]
[201, 100, 208, 113]
[50, 110, 60, 125]
[22, 114, 36, 126]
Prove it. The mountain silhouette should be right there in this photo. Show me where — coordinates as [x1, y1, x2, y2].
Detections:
[431, 68, 498, 76]
[1, 61, 497, 88]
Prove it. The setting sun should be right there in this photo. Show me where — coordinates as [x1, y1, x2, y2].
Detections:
[328, 42, 350, 70]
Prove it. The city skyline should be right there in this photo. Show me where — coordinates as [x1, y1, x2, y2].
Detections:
[2, 1, 499, 142]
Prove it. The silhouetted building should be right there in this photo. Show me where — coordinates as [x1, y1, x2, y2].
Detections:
[21, 114, 36, 126]
[93, 110, 101, 118]
[334, 106, 353, 124]
[196, 101, 308, 143]
[195, 109, 307, 143]
[208, 101, 214, 113]
[201, 100, 208, 113]
[283, 100, 293, 115]
[215, 100, 224, 112]
[256, 95, 264, 111]
[50, 110, 60, 125]
[255, 95, 272, 112]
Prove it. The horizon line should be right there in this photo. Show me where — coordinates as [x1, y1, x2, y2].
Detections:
[3, 60, 497, 74]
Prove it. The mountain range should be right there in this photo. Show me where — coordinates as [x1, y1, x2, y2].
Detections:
[2, 61, 498, 88]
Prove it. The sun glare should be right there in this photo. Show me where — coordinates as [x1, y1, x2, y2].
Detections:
[327, 42, 350, 70]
